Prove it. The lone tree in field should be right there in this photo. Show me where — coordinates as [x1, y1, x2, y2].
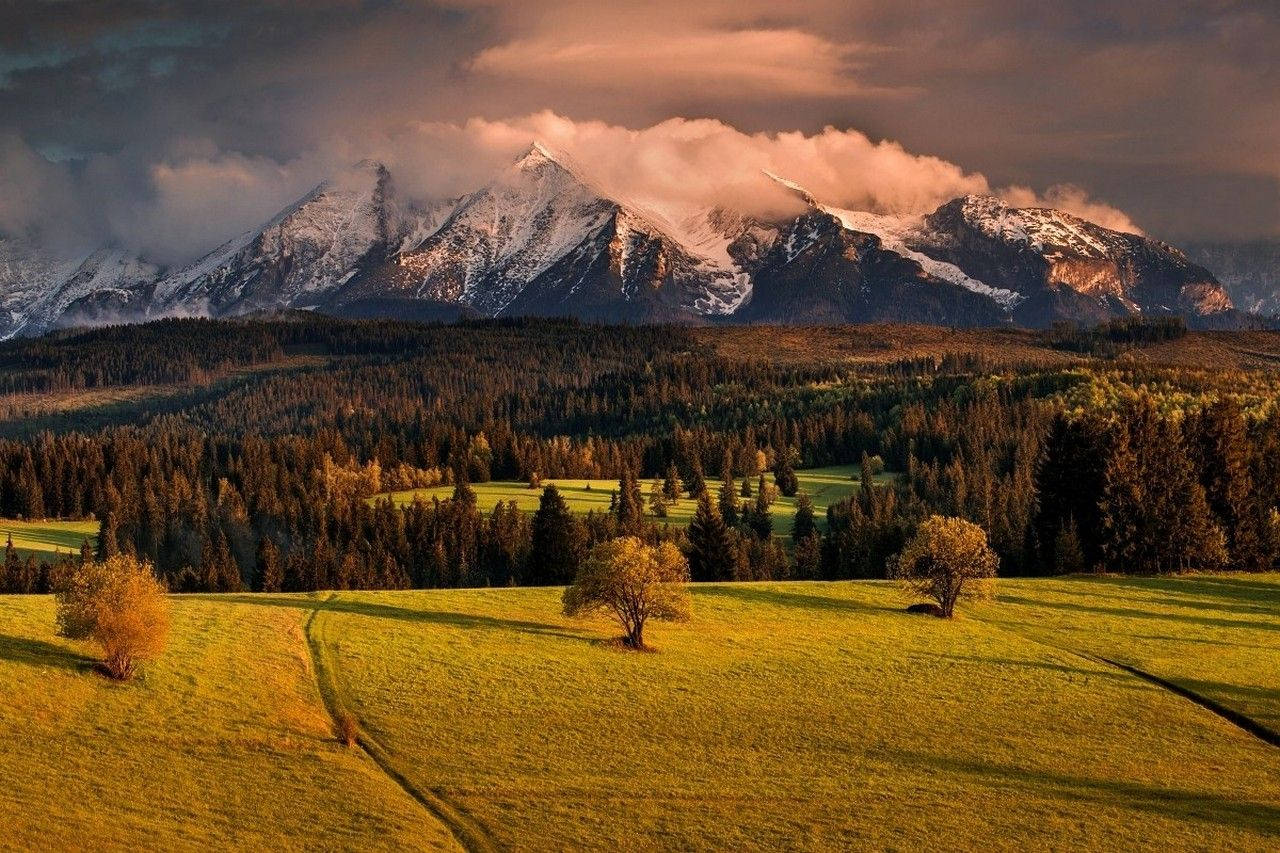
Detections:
[890, 516, 997, 618]
[562, 537, 691, 649]
[56, 554, 170, 679]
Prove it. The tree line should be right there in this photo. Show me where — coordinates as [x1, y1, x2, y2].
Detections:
[1, 316, 1277, 594]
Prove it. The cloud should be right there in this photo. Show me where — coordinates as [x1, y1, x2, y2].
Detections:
[366, 113, 1140, 234]
[1000, 184, 1143, 235]
[2, 111, 1146, 263]
[469, 29, 900, 99]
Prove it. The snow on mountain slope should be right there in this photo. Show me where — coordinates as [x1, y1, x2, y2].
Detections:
[0, 237, 85, 338]
[394, 144, 618, 314]
[29, 249, 161, 332]
[764, 172, 1021, 308]
[821, 207, 1023, 307]
[155, 160, 444, 315]
[946, 195, 1127, 259]
[388, 143, 755, 316]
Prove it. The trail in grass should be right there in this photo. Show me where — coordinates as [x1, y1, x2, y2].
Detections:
[982, 614, 1280, 750]
[1079, 652, 1280, 749]
[302, 594, 499, 853]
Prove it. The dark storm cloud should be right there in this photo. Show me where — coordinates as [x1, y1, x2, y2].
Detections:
[0, 0, 1275, 259]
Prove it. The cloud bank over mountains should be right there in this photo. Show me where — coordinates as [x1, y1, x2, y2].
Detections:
[0, 113, 1140, 264]
[1, 0, 1274, 259]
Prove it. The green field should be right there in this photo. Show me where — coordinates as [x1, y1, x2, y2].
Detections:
[380, 464, 891, 539]
[0, 519, 98, 562]
[2, 575, 1278, 849]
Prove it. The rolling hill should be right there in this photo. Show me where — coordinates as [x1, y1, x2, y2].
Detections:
[1, 575, 1277, 849]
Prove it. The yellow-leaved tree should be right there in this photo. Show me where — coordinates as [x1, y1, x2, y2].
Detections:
[563, 536, 691, 650]
[890, 515, 998, 618]
[56, 554, 170, 680]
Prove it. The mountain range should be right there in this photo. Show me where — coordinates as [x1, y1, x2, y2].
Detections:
[1, 144, 1270, 338]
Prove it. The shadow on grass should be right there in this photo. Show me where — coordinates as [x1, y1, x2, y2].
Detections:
[695, 584, 887, 615]
[888, 749, 1280, 836]
[1069, 575, 1280, 614]
[0, 633, 94, 672]
[935, 653, 1140, 686]
[997, 594, 1278, 632]
[191, 593, 591, 642]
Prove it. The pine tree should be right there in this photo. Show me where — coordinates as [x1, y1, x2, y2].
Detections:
[255, 537, 283, 593]
[528, 485, 584, 585]
[747, 488, 773, 540]
[1192, 400, 1266, 570]
[684, 462, 705, 500]
[791, 493, 816, 542]
[793, 532, 821, 580]
[774, 449, 799, 497]
[3, 535, 19, 593]
[687, 491, 736, 582]
[718, 477, 740, 528]
[615, 469, 644, 533]
[1053, 515, 1087, 575]
[663, 464, 681, 502]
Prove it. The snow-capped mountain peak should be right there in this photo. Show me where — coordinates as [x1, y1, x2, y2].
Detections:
[0, 153, 1247, 337]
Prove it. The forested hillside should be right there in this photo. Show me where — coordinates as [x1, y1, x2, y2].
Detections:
[2, 316, 1278, 593]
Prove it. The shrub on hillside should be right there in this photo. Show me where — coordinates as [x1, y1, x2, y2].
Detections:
[890, 516, 997, 618]
[55, 554, 170, 680]
[562, 537, 691, 650]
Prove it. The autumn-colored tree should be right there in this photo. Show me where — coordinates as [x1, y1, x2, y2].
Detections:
[56, 554, 170, 679]
[562, 537, 691, 649]
[890, 516, 997, 618]
[648, 480, 669, 518]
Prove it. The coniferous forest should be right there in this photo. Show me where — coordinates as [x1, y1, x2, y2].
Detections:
[2, 315, 1278, 594]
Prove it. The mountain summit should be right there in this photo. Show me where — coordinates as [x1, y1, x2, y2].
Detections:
[0, 148, 1245, 337]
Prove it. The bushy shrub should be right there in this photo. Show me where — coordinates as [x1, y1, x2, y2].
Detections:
[56, 555, 170, 680]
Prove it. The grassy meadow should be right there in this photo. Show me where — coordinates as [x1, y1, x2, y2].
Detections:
[379, 464, 892, 541]
[0, 519, 98, 562]
[2, 575, 1278, 850]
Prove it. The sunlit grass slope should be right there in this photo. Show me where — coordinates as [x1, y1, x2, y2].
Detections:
[974, 574, 1280, 732]
[0, 594, 457, 850]
[381, 464, 892, 541]
[1, 576, 1278, 850]
[0, 518, 98, 562]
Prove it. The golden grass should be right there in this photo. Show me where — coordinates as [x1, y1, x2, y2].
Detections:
[0, 593, 458, 850]
[1, 575, 1277, 850]
[0, 518, 98, 562]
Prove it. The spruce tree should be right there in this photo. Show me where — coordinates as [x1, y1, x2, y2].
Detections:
[528, 485, 584, 585]
[792, 493, 816, 542]
[663, 464, 681, 502]
[747, 488, 773, 540]
[688, 491, 736, 582]
[718, 477, 740, 528]
[255, 537, 283, 593]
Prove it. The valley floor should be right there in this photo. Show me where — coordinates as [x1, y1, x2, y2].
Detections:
[1, 575, 1278, 850]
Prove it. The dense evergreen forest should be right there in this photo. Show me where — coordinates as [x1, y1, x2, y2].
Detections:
[2, 315, 1278, 593]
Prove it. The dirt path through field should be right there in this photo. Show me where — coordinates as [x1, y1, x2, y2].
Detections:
[303, 593, 500, 853]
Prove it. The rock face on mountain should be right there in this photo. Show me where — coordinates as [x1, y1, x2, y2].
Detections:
[911, 196, 1233, 326]
[350, 145, 755, 321]
[0, 146, 1251, 337]
[1184, 240, 1280, 318]
[151, 161, 452, 318]
[735, 212, 1005, 326]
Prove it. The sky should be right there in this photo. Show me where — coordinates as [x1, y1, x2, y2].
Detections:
[1, 0, 1276, 261]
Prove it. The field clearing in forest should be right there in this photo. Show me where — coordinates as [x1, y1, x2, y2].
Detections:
[0, 519, 98, 562]
[379, 464, 894, 542]
[1, 574, 1277, 849]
